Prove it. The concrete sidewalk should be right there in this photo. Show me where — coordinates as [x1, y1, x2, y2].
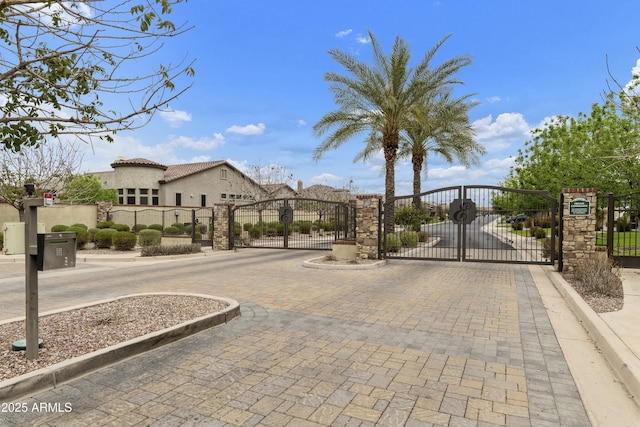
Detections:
[0, 250, 639, 426]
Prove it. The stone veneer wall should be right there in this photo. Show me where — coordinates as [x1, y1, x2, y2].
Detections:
[355, 195, 382, 259]
[562, 188, 598, 273]
[213, 204, 230, 251]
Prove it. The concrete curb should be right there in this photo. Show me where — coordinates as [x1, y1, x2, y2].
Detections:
[0, 293, 240, 403]
[302, 257, 388, 270]
[543, 267, 640, 407]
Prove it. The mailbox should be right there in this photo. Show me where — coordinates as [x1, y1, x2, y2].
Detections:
[37, 232, 77, 271]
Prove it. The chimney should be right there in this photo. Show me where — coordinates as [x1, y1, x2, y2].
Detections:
[297, 180, 303, 193]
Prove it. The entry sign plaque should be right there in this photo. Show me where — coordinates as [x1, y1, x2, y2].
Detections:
[569, 198, 590, 216]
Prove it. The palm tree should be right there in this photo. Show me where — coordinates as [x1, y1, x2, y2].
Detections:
[312, 30, 472, 233]
[400, 90, 484, 208]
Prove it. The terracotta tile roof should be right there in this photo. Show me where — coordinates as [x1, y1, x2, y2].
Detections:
[110, 157, 168, 170]
[162, 160, 227, 182]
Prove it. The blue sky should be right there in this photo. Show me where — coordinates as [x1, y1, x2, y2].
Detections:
[81, 0, 640, 195]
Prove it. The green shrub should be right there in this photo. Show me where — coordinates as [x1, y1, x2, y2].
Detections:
[138, 229, 162, 247]
[196, 224, 208, 234]
[164, 226, 181, 235]
[418, 231, 429, 242]
[511, 222, 524, 231]
[88, 228, 99, 242]
[298, 221, 312, 234]
[533, 227, 547, 239]
[149, 224, 164, 232]
[141, 243, 202, 257]
[243, 223, 253, 232]
[111, 223, 130, 232]
[132, 223, 148, 233]
[171, 222, 186, 233]
[94, 228, 117, 248]
[617, 217, 631, 232]
[70, 223, 88, 230]
[386, 233, 401, 252]
[194, 231, 202, 240]
[248, 226, 262, 239]
[112, 231, 137, 251]
[400, 231, 419, 247]
[264, 226, 277, 237]
[96, 221, 114, 229]
[321, 221, 335, 231]
[395, 205, 427, 232]
[68, 226, 89, 249]
[51, 224, 69, 232]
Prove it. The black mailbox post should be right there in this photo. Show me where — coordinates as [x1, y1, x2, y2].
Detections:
[36, 232, 77, 271]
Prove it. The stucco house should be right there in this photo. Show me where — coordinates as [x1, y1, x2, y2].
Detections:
[93, 158, 267, 207]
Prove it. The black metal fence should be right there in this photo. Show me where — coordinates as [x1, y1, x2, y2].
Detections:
[599, 191, 640, 267]
[384, 185, 557, 264]
[230, 198, 356, 250]
[107, 208, 214, 246]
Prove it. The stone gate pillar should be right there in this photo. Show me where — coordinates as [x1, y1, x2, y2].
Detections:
[213, 204, 230, 250]
[355, 195, 382, 259]
[562, 188, 598, 272]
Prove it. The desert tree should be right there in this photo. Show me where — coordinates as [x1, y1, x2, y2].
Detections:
[0, 140, 83, 219]
[0, 0, 195, 152]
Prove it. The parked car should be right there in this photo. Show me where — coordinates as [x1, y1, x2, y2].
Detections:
[506, 214, 527, 223]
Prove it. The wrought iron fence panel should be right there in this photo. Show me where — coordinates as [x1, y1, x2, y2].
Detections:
[384, 186, 557, 264]
[602, 191, 640, 267]
[230, 198, 355, 250]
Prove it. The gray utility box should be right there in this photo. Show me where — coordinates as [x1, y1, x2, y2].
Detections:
[37, 232, 77, 271]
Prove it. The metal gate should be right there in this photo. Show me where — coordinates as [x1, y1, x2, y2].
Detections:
[383, 185, 558, 264]
[230, 198, 355, 250]
[601, 191, 640, 268]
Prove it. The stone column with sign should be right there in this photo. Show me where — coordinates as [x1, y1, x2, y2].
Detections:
[562, 188, 598, 272]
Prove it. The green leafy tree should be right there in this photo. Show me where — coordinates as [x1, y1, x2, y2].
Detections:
[313, 30, 472, 233]
[501, 97, 640, 198]
[59, 174, 118, 204]
[0, 0, 194, 152]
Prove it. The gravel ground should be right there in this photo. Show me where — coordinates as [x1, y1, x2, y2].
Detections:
[0, 295, 229, 382]
[563, 273, 624, 313]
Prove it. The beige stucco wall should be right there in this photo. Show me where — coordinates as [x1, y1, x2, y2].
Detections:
[0, 204, 98, 232]
[161, 164, 265, 207]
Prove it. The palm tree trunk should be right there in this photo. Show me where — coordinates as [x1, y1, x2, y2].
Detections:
[383, 133, 398, 237]
[412, 154, 424, 209]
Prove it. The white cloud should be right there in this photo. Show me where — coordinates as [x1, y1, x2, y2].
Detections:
[225, 123, 266, 135]
[486, 96, 501, 103]
[335, 29, 352, 38]
[310, 173, 344, 184]
[472, 113, 531, 151]
[355, 34, 371, 44]
[168, 133, 226, 151]
[159, 109, 192, 128]
[296, 119, 307, 127]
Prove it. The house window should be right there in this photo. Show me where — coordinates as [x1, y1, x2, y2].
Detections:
[118, 197, 124, 204]
[175, 193, 182, 206]
[201, 194, 206, 207]
[220, 193, 227, 200]
[118, 188, 124, 195]
[140, 188, 149, 195]
[140, 196, 149, 205]
[127, 188, 135, 195]
[220, 169, 228, 180]
[127, 196, 136, 204]
[152, 197, 159, 206]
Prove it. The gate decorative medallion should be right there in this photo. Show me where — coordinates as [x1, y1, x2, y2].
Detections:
[384, 185, 558, 264]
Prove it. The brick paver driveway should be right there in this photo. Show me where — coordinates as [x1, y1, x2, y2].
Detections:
[0, 250, 589, 426]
